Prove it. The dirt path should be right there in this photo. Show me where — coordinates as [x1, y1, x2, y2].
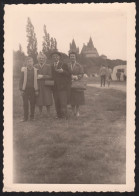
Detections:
[87, 83, 126, 92]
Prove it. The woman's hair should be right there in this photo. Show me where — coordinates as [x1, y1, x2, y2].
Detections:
[69, 52, 77, 59]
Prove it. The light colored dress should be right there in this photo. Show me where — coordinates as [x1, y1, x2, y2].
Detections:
[69, 62, 85, 105]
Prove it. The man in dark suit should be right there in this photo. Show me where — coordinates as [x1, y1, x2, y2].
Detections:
[51, 51, 71, 119]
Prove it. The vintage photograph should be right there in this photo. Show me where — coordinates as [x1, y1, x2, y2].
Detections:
[4, 3, 135, 192]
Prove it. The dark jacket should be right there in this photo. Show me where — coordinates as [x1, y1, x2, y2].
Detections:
[51, 61, 71, 91]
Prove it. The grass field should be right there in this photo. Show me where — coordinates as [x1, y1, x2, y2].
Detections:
[13, 78, 126, 184]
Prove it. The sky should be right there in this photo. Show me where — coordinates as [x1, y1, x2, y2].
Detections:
[9, 4, 127, 60]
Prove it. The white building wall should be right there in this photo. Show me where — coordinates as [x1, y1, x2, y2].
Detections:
[111, 65, 126, 81]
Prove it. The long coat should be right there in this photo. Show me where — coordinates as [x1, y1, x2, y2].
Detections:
[68, 62, 85, 105]
[35, 63, 53, 106]
[51, 61, 71, 105]
[51, 61, 71, 91]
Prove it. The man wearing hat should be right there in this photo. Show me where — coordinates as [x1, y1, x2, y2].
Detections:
[51, 51, 71, 119]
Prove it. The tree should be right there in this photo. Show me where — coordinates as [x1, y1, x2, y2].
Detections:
[19, 44, 23, 53]
[47, 33, 50, 50]
[13, 44, 26, 77]
[42, 25, 50, 55]
[50, 37, 55, 50]
[42, 25, 58, 58]
[26, 17, 38, 63]
[54, 38, 57, 50]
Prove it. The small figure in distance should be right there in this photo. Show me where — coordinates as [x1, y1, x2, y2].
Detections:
[99, 64, 107, 87]
[106, 66, 112, 87]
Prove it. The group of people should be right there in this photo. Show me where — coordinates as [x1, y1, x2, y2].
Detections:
[99, 65, 112, 87]
[116, 71, 126, 81]
[19, 51, 85, 122]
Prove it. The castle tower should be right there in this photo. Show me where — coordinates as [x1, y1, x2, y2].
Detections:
[87, 37, 94, 48]
[69, 39, 79, 54]
[81, 37, 99, 58]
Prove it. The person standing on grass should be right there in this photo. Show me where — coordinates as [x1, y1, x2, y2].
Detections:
[106, 66, 112, 87]
[35, 52, 53, 117]
[51, 51, 71, 119]
[69, 52, 85, 117]
[99, 65, 107, 87]
[116, 71, 121, 81]
[19, 56, 38, 122]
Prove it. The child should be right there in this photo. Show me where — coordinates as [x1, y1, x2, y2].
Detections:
[19, 57, 38, 121]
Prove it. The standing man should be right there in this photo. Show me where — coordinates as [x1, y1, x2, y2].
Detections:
[19, 56, 38, 121]
[99, 65, 107, 87]
[51, 51, 71, 119]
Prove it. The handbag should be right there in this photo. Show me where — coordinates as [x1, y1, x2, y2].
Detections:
[71, 79, 87, 90]
[44, 80, 54, 86]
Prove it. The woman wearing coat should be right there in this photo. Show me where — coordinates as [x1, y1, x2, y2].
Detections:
[69, 52, 85, 117]
[35, 52, 53, 117]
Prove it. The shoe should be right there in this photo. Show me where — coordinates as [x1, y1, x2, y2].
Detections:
[20, 118, 28, 122]
[30, 118, 35, 121]
[55, 116, 60, 119]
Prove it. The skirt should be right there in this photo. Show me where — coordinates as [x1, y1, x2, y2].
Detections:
[36, 84, 53, 106]
[70, 89, 85, 105]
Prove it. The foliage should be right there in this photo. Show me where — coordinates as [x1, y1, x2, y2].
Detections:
[42, 25, 57, 58]
[77, 55, 126, 76]
[26, 17, 38, 63]
[14, 19, 127, 77]
[13, 44, 26, 77]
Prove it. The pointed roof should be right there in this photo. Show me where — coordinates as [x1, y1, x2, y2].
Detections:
[88, 37, 94, 48]
[69, 38, 79, 54]
[71, 39, 76, 48]
[81, 44, 87, 53]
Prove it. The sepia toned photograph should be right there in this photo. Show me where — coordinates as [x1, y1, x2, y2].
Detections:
[4, 3, 135, 192]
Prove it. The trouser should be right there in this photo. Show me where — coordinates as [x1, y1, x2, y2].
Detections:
[53, 89, 68, 118]
[22, 88, 36, 120]
[101, 75, 106, 86]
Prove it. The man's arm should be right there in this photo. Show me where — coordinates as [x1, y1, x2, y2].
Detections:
[60, 63, 71, 76]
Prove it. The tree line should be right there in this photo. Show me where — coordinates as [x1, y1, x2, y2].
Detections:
[26, 17, 58, 63]
[13, 17, 126, 77]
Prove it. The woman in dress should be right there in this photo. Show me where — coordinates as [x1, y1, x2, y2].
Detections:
[69, 52, 85, 117]
[35, 52, 53, 117]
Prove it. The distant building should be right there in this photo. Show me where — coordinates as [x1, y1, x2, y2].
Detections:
[69, 39, 79, 54]
[100, 54, 107, 59]
[81, 37, 99, 58]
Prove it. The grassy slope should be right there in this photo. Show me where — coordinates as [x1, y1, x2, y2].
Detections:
[13, 78, 126, 184]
